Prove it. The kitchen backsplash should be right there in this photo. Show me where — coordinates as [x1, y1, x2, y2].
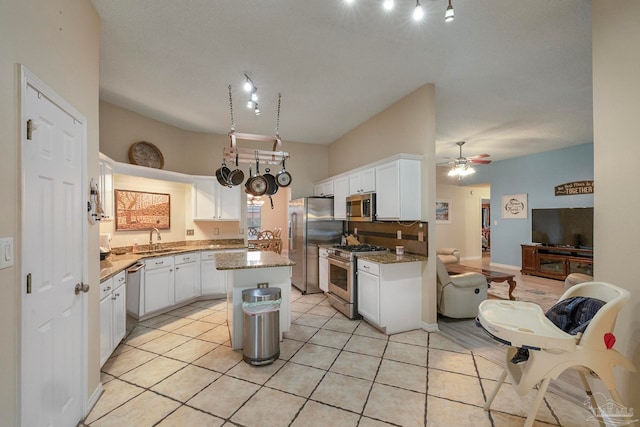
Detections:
[345, 221, 428, 256]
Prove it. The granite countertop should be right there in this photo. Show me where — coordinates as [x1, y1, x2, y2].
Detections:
[357, 253, 427, 264]
[99, 243, 247, 281]
[214, 251, 295, 270]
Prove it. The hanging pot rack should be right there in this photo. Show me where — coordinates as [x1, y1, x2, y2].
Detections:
[224, 131, 289, 166]
[223, 86, 288, 166]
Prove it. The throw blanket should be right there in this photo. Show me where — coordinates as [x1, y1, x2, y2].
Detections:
[511, 296, 606, 364]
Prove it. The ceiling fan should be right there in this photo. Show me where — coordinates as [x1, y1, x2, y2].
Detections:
[445, 141, 492, 178]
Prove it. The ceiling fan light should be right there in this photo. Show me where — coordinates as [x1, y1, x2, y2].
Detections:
[445, 2, 454, 22]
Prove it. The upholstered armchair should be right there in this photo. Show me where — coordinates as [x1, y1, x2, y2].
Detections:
[436, 248, 460, 264]
[436, 257, 487, 318]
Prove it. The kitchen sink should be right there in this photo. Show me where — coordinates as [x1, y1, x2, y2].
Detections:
[136, 248, 174, 255]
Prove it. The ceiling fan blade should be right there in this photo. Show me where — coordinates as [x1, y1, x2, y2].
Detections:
[470, 153, 491, 159]
[470, 159, 492, 164]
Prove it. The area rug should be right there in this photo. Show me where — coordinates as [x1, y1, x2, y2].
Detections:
[437, 282, 587, 405]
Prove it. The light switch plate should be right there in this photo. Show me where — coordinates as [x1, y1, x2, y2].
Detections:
[0, 237, 14, 269]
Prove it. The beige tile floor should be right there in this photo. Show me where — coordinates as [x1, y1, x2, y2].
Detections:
[83, 286, 597, 427]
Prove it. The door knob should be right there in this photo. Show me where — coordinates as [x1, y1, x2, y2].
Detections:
[74, 282, 90, 295]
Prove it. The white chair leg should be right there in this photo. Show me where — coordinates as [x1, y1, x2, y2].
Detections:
[578, 372, 607, 427]
[484, 370, 507, 410]
[523, 377, 551, 427]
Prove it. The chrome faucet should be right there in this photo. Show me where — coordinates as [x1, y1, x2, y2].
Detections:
[149, 228, 161, 251]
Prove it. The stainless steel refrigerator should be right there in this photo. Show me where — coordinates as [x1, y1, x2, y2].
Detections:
[289, 197, 343, 294]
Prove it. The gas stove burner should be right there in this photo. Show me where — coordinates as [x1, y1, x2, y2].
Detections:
[328, 244, 388, 258]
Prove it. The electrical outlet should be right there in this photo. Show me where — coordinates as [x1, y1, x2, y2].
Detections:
[186, 229, 194, 236]
[418, 231, 424, 242]
[214, 228, 220, 235]
[0, 237, 14, 269]
[397, 230, 402, 239]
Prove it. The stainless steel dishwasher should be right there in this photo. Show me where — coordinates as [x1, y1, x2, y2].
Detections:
[126, 262, 145, 319]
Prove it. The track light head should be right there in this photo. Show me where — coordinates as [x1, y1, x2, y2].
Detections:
[445, 0, 454, 22]
[412, 1, 424, 21]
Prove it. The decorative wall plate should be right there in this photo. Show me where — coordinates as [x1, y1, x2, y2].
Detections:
[128, 141, 165, 169]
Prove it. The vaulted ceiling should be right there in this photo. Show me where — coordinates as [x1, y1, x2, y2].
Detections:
[91, 0, 592, 163]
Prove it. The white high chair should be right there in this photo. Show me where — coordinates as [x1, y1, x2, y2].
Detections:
[477, 281, 635, 427]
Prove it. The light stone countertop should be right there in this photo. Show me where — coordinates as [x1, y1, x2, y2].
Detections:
[99, 243, 247, 281]
[214, 250, 295, 270]
[356, 253, 427, 264]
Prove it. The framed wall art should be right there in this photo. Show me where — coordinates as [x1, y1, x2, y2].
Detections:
[502, 193, 528, 219]
[115, 189, 170, 231]
[435, 199, 451, 223]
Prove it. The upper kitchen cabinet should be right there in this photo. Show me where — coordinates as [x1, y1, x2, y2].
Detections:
[375, 159, 421, 221]
[314, 180, 334, 197]
[98, 154, 114, 221]
[349, 168, 375, 195]
[192, 177, 241, 221]
[333, 176, 349, 220]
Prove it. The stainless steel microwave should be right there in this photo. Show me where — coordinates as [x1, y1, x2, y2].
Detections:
[346, 193, 376, 222]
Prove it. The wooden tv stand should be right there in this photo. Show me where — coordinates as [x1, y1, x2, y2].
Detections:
[521, 244, 593, 281]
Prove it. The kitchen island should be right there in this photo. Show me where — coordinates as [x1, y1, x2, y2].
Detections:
[216, 251, 295, 350]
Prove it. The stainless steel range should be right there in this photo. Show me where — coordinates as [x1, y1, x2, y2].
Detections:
[326, 244, 388, 319]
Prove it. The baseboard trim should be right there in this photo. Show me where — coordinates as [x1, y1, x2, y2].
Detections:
[85, 383, 103, 419]
[488, 262, 520, 270]
[421, 322, 439, 332]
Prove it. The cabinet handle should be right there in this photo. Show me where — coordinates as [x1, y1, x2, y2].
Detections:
[155, 261, 164, 265]
[176, 267, 180, 270]
[362, 265, 370, 269]
[104, 286, 111, 291]
[169, 269, 173, 272]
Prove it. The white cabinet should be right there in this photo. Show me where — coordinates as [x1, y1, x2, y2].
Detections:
[98, 156, 114, 221]
[333, 176, 349, 220]
[201, 249, 246, 296]
[357, 265, 380, 324]
[144, 255, 174, 314]
[375, 159, 421, 221]
[349, 168, 375, 195]
[314, 180, 334, 197]
[319, 247, 329, 293]
[174, 253, 200, 303]
[100, 271, 126, 366]
[192, 177, 241, 221]
[356, 259, 422, 334]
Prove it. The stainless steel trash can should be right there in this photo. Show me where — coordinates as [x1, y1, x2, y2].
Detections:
[242, 286, 281, 366]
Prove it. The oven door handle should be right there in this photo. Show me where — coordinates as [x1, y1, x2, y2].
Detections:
[328, 256, 351, 268]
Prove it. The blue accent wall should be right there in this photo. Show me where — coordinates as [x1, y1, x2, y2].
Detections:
[463, 143, 593, 267]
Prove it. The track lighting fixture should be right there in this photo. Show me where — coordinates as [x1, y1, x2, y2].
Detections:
[243, 74, 260, 115]
[412, 0, 424, 21]
[445, 0, 454, 22]
[344, 1, 455, 23]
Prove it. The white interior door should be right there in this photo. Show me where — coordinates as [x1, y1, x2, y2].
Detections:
[21, 71, 86, 427]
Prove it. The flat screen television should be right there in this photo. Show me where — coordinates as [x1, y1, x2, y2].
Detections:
[531, 207, 593, 249]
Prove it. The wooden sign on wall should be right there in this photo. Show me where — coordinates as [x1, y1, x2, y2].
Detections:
[555, 180, 594, 196]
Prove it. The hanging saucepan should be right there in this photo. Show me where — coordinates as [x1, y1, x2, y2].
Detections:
[263, 168, 278, 196]
[244, 164, 253, 194]
[227, 151, 245, 186]
[245, 153, 267, 196]
[263, 167, 278, 209]
[216, 161, 231, 187]
[276, 152, 292, 187]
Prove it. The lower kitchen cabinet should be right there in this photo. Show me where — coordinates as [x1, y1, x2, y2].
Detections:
[357, 259, 422, 334]
[318, 247, 329, 293]
[144, 255, 175, 314]
[174, 253, 200, 303]
[201, 249, 245, 295]
[100, 270, 126, 366]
